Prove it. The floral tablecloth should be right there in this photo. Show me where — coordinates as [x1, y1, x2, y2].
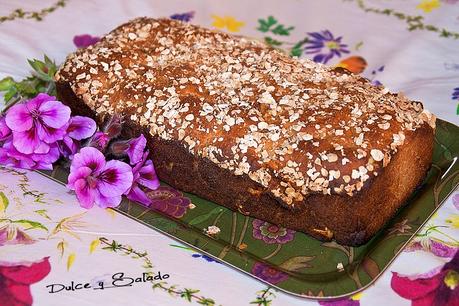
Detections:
[0, 1, 458, 305]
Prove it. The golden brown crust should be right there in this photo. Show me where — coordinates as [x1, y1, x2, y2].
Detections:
[55, 18, 435, 245]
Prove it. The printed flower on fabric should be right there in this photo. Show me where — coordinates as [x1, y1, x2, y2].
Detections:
[73, 34, 100, 48]
[304, 30, 349, 64]
[417, 0, 441, 12]
[0, 223, 34, 246]
[252, 219, 295, 244]
[0, 257, 51, 306]
[452, 88, 459, 115]
[336, 56, 367, 74]
[406, 236, 458, 258]
[67, 147, 133, 209]
[146, 186, 191, 218]
[318, 294, 361, 306]
[211, 15, 245, 32]
[391, 252, 459, 305]
[170, 11, 195, 22]
[453, 193, 459, 210]
[251, 262, 288, 284]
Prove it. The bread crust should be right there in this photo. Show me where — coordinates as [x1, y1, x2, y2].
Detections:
[55, 18, 435, 246]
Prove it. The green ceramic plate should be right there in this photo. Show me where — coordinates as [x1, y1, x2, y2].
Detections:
[40, 118, 459, 299]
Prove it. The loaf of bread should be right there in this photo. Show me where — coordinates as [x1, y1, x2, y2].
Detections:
[55, 18, 436, 246]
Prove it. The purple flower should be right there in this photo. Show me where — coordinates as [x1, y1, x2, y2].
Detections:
[111, 134, 147, 165]
[453, 194, 459, 210]
[67, 147, 133, 208]
[125, 151, 160, 206]
[406, 237, 458, 258]
[88, 131, 110, 151]
[252, 219, 295, 244]
[146, 186, 191, 218]
[73, 34, 100, 48]
[304, 30, 349, 64]
[5, 93, 71, 154]
[0, 139, 59, 170]
[452, 88, 459, 100]
[88, 115, 122, 151]
[170, 11, 195, 22]
[251, 262, 288, 284]
[59, 116, 97, 158]
[191, 254, 221, 263]
[0, 117, 11, 141]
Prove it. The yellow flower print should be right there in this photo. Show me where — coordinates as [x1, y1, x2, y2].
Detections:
[211, 15, 245, 32]
[351, 292, 363, 300]
[445, 214, 459, 228]
[417, 0, 440, 13]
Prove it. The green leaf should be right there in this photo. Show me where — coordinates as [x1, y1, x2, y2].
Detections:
[28, 59, 46, 74]
[278, 256, 315, 271]
[0, 192, 9, 213]
[290, 47, 302, 57]
[271, 24, 294, 36]
[4, 87, 18, 102]
[197, 298, 215, 305]
[34, 209, 51, 220]
[257, 16, 277, 32]
[0, 77, 15, 91]
[264, 37, 282, 47]
[188, 207, 223, 225]
[13, 219, 48, 231]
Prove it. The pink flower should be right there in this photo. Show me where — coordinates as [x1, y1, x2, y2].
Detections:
[5, 93, 70, 154]
[88, 114, 122, 151]
[111, 134, 147, 165]
[0, 257, 51, 306]
[125, 151, 160, 206]
[67, 147, 133, 208]
[0, 117, 11, 141]
[59, 116, 96, 158]
[126, 135, 147, 165]
[73, 34, 100, 48]
[391, 252, 459, 306]
[0, 139, 59, 170]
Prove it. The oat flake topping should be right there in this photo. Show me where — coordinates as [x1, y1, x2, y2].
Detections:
[55, 18, 435, 207]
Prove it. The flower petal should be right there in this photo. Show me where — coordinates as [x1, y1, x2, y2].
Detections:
[5, 103, 33, 132]
[38, 100, 71, 129]
[31, 144, 60, 164]
[74, 178, 96, 209]
[127, 134, 147, 165]
[98, 160, 133, 197]
[94, 192, 122, 208]
[1, 257, 51, 284]
[126, 185, 152, 206]
[0, 117, 11, 141]
[36, 123, 67, 143]
[67, 166, 92, 189]
[70, 147, 105, 174]
[12, 129, 41, 154]
[391, 271, 442, 300]
[67, 116, 96, 140]
[137, 159, 160, 190]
